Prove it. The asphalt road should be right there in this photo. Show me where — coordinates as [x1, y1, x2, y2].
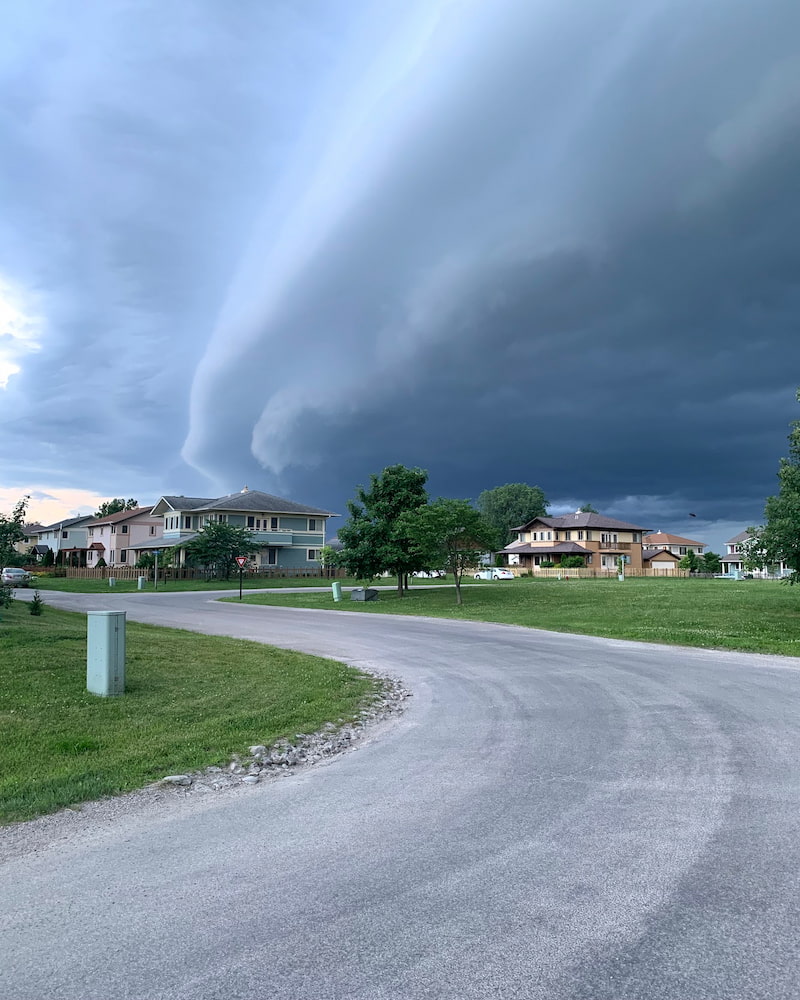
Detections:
[3, 589, 800, 999]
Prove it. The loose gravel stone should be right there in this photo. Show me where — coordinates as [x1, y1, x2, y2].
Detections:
[160, 673, 410, 798]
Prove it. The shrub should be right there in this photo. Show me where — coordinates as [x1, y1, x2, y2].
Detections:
[29, 591, 44, 616]
[95, 557, 107, 568]
[540, 560, 555, 568]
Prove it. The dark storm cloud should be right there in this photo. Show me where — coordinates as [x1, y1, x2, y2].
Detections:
[1, 0, 798, 549]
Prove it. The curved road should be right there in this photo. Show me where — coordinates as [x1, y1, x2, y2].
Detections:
[2, 589, 800, 999]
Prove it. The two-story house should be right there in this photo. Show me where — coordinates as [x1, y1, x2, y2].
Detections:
[149, 487, 337, 569]
[85, 507, 162, 569]
[503, 511, 650, 571]
[37, 514, 96, 566]
[642, 532, 706, 558]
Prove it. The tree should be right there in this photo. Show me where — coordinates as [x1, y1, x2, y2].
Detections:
[578, 503, 599, 513]
[399, 498, 497, 605]
[338, 465, 429, 596]
[0, 496, 29, 566]
[749, 389, 800, 584]
[679, 549, 699, 573]
[477, 483, 548, 548]
[318, 544, 339, 578]
[561, 555, 585, 568]
[183, 522, 256, 579]
[95, 498, 138, 518]
[700, 551, 721, 574]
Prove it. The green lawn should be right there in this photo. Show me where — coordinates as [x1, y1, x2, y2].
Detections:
[0, 602, 380, 825]
[229, 577, 800, 657]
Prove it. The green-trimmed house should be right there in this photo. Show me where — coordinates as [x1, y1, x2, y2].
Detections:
[148, 487, 337, 569]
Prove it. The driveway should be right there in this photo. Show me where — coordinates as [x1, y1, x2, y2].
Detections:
[2, 590, 800, 999]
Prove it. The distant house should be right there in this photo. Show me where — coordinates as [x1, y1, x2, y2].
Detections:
[149, 487, 337, 569]
[642, 548, 682, 573]
[642, 532, 706, 558]
[85, 507, 162, 569]
[720, 530, 789, 578]
[503, 511, 650, 571]
[13, 523, 46, 557]
[37, 515, 96, 566]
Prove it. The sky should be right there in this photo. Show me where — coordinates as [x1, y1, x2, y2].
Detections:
[1, 0, 799, 554]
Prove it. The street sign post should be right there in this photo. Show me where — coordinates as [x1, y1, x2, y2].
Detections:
[236, 556, 247, 600]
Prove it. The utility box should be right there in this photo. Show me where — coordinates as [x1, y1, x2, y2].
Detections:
[137, 575, 146, 590]
[87, 611, 126, 696]
[331, 581, 342, 602]
[350, 588, 379, 602]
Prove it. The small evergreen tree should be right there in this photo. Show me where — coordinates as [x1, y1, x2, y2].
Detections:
[29, 591, 44, 616]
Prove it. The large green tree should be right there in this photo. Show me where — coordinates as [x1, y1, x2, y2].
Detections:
[96, 498, 138, 518]
[748, 390, 800, 583]
[700, 551, 722, 574]
[399, 498, 496, 605]
[477, 483, 548, 548]
[0, 496, 29, 566]
[338, 465, 429, 596]
[183, 522, 256, 579]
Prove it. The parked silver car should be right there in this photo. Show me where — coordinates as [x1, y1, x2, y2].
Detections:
[1, 567, 32, 587]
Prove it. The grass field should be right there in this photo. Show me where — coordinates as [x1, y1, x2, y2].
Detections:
[0, 601, 379, 825]
[229, 577, 800, 657]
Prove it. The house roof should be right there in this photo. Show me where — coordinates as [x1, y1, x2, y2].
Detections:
[643, 532, 704, 546]
[642, 548, 678, 562]
[91, 506, 155, 526]
[513, 512, 650, 533]
[151, 496, 214, 515]
[40, 514, 95, 532]
[196, 489, 336, 516]
[152, 490, 337, 517]
[503, 541, 592, 555]
[726, 530, 754, 544]
[23, 523, 46, 534]
[88, 542, 106, 551]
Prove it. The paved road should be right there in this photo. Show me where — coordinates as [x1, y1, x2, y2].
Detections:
[3, 590, 800, 999]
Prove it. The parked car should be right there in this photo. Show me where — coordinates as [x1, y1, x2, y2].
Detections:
[412, 570, 446, 578]
[473, 568, 515, 580]
[2, 567, 32, 587]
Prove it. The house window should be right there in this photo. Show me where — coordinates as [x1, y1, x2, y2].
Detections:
[307, 549, 319, 561]
[120, 550, 127, 563]
[578, 530, 584, 540]
[150, 526, 156, 535]
[247, 516, 255, 528]
[111, 525, 116, 534]
[62, 531, 68, 539]
[268, 548, 277, 565]
[565, 530, 572, 540]
[88, 527, 94, 537]
[184, 516, 192, 529]
[270, 517, 278, 531]
[121, 525, 128, 534]
[586, 531, 592, 541]
[547, 532, 552, 540]
[679, 547, 687, 555]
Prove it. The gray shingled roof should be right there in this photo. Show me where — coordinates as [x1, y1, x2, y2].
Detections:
[194, 490, 336, 517]
[726, 529, 754, 544]
[503, 542, 592, 555]
[157, 496, 214, 511]
[40, 514, 95, 531]
[514, 512, 650, 532]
